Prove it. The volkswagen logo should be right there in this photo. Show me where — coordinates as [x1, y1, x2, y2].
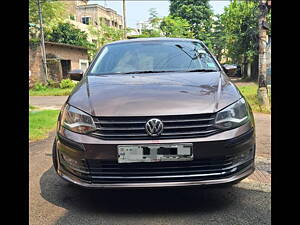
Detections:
[145, 118, 164, 136]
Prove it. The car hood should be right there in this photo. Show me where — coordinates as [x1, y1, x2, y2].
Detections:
[68, 72, 241, 116]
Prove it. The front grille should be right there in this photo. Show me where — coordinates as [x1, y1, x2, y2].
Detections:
[59, 148, 255, 184]
[90, 113, 220, 140]
[86, 155, 253, 184]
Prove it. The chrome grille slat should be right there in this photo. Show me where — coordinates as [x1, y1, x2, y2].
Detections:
[95, 121, 146, 124]
[163, 118, 215, 123]
[90, 113, 219, 140]
[162, 130, 217, 136]
[164, 124, 212, 129]
[97, 127, 145, 131]
[91, 132, 149, 137]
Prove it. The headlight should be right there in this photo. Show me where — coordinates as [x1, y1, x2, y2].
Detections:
[60, 104, 96, 134]
[214, 98, 250, 130]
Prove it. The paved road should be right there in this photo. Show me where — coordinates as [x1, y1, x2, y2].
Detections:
[29, 96, 271, 225]
[30, 132, 270, 225]
[29, 96, 68, 110]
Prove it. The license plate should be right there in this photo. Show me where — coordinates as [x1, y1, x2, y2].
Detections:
[117, 144, 193, 163]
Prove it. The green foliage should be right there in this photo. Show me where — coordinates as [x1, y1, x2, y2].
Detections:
[29, 87, 73, 96]
[160, 16, 194, 38]
[29, 38, 40, 50]
[88, 23, 126, 58]
[148, 8, 162, 30]
[47, 79, 60, 88]
[30, 79, 75, 95]
[29, 105, 39, 110]
[140, 28, 162, 38]
[33, 82, 48, 91]
[219, 0, 259, 64]
[29, 0, 67, 35]
[169, 0, 214, 46]
[127, 34, 152, 39]
[45, 22, 93, 48]
[209, 15, 226, 61]
[59, 79, 76, 89]
[140, 8, 163, 37]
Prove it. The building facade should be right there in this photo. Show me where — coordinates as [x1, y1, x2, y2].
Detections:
[75, 4, 123, 29]
[29, 42, 89, 84]
[64, 1, 123, 30]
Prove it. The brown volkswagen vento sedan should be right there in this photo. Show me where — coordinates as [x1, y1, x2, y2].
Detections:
[53, 38, 255, 188]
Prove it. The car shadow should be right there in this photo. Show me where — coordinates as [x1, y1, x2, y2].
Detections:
[40, 166, 236, 213]
[39, 166, 270, 225]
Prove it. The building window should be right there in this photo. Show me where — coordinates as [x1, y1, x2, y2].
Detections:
[82, 17, 91, 25]
[79, 59, 89, 72]
[105, 19, 110, 26]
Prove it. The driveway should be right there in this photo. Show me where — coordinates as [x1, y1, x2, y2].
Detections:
[29, 96, 271, 225]
[29, 96, 68, 110]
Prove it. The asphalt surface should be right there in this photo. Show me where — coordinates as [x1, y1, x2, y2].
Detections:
[29, 126, 270, 225]
[29, 96, 68, 110]
[29, 95, 271, 225]
[30, 135, 270, 225]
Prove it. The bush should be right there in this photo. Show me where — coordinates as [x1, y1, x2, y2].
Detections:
[47, 79, 60, 88]
[33, 82, 48, 91]
[59, 79, 76, 89]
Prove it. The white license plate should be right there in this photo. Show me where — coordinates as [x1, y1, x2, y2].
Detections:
[117, 144, 193, 163]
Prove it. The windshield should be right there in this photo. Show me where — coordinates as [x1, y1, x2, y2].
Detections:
[89, 41, 220, 75]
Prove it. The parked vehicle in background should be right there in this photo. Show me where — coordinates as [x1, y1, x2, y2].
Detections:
[222, 64, 237, 77]
[52, 38, 255, 188]
[235, 65, 242, 77]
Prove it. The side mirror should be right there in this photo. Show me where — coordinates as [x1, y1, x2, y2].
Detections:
[68, 69, 84, 81]
[222, 64, 238, 77]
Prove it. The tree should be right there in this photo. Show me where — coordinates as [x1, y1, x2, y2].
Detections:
[160, 16, 194, 38]
[169, 0, 214, 46]
[45, 22, 93, 48]
[140, 8, 163, 37]
[209, 15, 226, 62]
[29, 0, 67, 34]
[220, 0, 259, 68]
[88, 23, 128, 58]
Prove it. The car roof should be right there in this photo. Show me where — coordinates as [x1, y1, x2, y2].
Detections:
[106, 37, 203, 46]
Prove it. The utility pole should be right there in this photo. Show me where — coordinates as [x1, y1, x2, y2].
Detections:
[122, 0, 127, 39]
[37, 0, 48, 83]
[257, 0, 271, 110]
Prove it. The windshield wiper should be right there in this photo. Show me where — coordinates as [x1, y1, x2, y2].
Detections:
[184, 69, 218, 72]
[122, 70, 176, 74]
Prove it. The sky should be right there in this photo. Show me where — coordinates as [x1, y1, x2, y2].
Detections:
[88, 0, 230, 28]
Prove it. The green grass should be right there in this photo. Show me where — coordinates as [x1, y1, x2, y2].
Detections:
[29, 109, 60, 141]
[29, 87, 73, 96]
[236, 83, 271, 114]
[29, 105, 38, 110]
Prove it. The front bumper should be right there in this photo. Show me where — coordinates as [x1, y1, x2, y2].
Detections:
[57, 162, 254, 188]
[54, 122, 255, 188]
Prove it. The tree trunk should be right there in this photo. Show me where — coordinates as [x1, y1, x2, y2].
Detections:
[257, 0, 270, 110]
[251, 55, 259, 81]
[242, 55, 248, 78]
